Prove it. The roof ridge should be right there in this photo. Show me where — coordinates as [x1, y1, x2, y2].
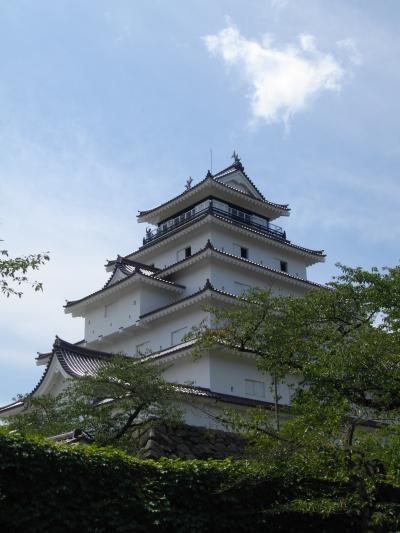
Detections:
[65, 268, 185, 310]
[157, 243, 325, 289]
[52, 336, 115, 358]
[137, 168, 289, 219]
[139, 281, 238, 320]
[134, 211, 324, 259]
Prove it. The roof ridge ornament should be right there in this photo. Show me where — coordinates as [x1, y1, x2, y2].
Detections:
[231, 150, 244, 171]
[185, 176, 193, 190]
[204, 278, 214, 290]
[231, 150, 240, 163]
[53, 336, 62, 348]
[206, 170, 213, 178]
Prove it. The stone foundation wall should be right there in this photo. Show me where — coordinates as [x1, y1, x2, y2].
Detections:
[136, 423, 248, 460]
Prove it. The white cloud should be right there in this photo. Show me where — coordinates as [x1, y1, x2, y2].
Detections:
[204, 25, 348, 127]
[337, 38, 362, 66]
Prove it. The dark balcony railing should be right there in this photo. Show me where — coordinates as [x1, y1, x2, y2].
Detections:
[142, 202, 286, 245]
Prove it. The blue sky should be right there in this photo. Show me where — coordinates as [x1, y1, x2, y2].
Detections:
[0, 0, 399, 405]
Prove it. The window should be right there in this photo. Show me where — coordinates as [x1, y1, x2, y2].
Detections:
[136, 341, 150, 356]
[245, 379, 265, 398]
[233, 243, 248, 259]
[171, 326, 188, 346]
[280, 261, 288, 273]
[177, 246, 192, 261]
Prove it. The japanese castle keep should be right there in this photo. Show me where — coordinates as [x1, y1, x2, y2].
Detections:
[0, 154, 326, 427]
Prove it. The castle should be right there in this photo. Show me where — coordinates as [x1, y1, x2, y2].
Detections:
[0, 154, 325, 427]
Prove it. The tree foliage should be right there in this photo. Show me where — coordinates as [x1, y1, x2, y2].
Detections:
[192, 264, 400, 528]
[7, 355, 182, 451]
[0, 245, 49, 297]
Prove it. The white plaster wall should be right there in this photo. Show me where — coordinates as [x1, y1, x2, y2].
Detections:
[209, 260, 307, 297]
[181, 400, 228, 429]
[140, 286, 177, 315]
[208, 350, 298, 405]
[135, 227, 212, 269]
[170, 262, 212, 294]
[84, 286, 176, 343]
[104, 307, 208, 356]
[209, 226, 309, 279]
[162, 353, 211, 389]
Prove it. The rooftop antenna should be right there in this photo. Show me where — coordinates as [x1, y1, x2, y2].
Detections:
[210, 149, 213, 173]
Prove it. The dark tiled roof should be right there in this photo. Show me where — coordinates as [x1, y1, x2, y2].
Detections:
[139, 339, 196, 362]
[175, 384, 276, 408]
[65, 263, 184, 310]
[0, 338, 116, 414]
[138, 164, 289, 219]
[130, 209, 325, 259]
[139, 279, 239, 320]
[32, 338, 115, 398]
[213, 160, 266, 202]
[51, 337, 114, 378]
[49, 429, 93, 444]
[0, 399, 24, 414]
[211, 211, 325, 257]
[103, 256, 160, 289]
[159, 240, 325, 289]
[0, 336, 272, 414]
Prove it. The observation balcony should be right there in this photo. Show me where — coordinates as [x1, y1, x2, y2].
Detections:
[142, 200, 286, 245]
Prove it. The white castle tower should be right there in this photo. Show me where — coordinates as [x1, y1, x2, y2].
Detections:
[0, 154, 325, 426]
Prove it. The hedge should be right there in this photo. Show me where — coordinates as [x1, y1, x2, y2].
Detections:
[0, 432, 398, 532]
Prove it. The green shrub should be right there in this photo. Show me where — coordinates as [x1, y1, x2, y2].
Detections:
[0, 431, 398, 532]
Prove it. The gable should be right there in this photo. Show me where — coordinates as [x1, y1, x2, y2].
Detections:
[215, 170, 264, 200]
[107, 268, 127, 287]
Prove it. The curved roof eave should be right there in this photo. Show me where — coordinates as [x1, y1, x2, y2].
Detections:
[64, 271, 185, 314]
[137, 176, 289, 224]
[126, 212, 325, 265]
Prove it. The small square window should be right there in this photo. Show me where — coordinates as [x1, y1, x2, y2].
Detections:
[280, 261, 288, 273]
[241, 247, 248, 259]
[245, 379, 265, 398]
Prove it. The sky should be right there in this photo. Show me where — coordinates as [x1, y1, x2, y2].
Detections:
[0, 0, 399, 405]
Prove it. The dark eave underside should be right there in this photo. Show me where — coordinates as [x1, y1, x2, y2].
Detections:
[0, 337, 273, 413]
[138, 175, 289, 220]
[131, 210, 325, 259]
[139, 280, 239, 320]
[158, 240, 325, 289]
[65, 270, 184, 310]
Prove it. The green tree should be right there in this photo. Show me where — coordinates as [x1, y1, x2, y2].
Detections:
[192, 264, 400, 530]
[0, 244, 49, 297]
[6, 355, 182, 452]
